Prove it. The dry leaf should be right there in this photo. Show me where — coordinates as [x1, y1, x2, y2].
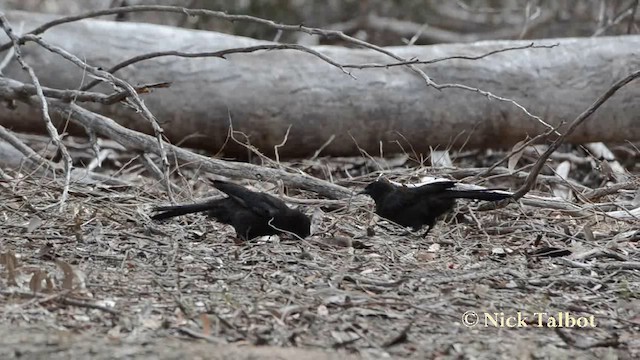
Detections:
[632, 189, 640, 207]
[473, 284, 490, 298]
[600, 159, 613, 180]
[360, 268, 375, 275]
[322, 236, 352, 248]
[73, 212, 84, 242]
[552, 161, 572, 200]
[586, 142, 615, 160]
[505, 280, 519, 289]
[491, 247, 507, 258]
[200, 313, 211, 336]
[37, 243, 55, 260]
[416, 251, 436, 262]
[555, 160, 571, 179]
[310, 208, 324, 235]
[90, 221, 104, 243]
[317, 304, 329, 317]
[587, 142, 628, 180]
[107, 325, 122, 339]
[430, 149, 452, 167]
[508, 140, 526, 173]
[55, 259, 75, 290]
[583, 224, 595, 242]
[331, 330, 360, 344]
[45, 275, 55, 292]
[0, 250, 18, 286]
[29, 270, 47, 293]
[26, 216, 43, 233]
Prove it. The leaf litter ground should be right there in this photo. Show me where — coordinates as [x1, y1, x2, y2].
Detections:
[1, 146, 639, 359]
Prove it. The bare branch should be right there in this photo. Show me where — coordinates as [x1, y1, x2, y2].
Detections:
[512, 69, 640, 200]
[0, 5, 544, 128]
[81, 44, 353, 91]
[21, 33, 175, 202]
[0, 14, 72, 209]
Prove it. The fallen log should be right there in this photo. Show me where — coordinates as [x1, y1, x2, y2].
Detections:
[1, 10, 639, 159]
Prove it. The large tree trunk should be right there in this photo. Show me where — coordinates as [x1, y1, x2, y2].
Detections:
[1, 10, 639, 159]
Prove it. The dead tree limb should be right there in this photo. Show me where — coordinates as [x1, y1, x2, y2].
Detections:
[1, 10, 639, 160]
[0, 76, 351, 199]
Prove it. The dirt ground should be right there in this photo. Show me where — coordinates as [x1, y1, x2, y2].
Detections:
[1, 157, 639, 359]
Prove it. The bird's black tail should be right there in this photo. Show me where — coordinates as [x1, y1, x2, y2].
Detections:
[151, 201, 218, 221]
[442, 189, 512, 202]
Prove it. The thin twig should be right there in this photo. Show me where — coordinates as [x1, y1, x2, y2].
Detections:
[81, 44, 353, 91]
[21, 34, 175, 203]
[0, 123, 55, 169]
[512, 70, 640, 200]
[0, 14, 72, 210]
[175, 327, 226, 344]
[0, 5, 545, 128]
[15, 80, 170, 104]
[274, 125, 292, 165]
[59, 297, 120, 316]
[473, 123, 562, 180]
[341, 42, 557, 69]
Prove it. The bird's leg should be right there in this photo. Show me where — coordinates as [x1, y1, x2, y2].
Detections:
[421, 226, 432, 238]
[231, 237, 245, 245]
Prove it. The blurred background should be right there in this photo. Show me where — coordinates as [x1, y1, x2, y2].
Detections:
[4, 0, 638, 44]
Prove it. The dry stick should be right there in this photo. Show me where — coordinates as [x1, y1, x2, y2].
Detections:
[140, 153, 182, 194]
[628, 0, 639, 34]
[16, 81, 169, 104]
[0, 33, 15, 71]
[0, 121, 130, 188]
[79, 42, 556, 91]
[512, 70, 640, 201]
[0, 123, 55, 168]
[473, 123, 562, 181]
[274, 125, 292, 165]
[58, 297, 119, 316]
[0, 77, 348, 198]
[20, 34, 175, 203]
[341, 42, 557, 68]
[175, 327, 226, 344]
[0, 5, 547, 128]
[593, 2, 637, 37]
[226, 115, 281, 168]
[0, 14, 72, 210]
[81, 44, 353, 91]
[85, 127, 101, 164]
[517, 1, 535, 40]
[448, 166, 591, 192]
[44, 101, 351, 199]
[455, 0, 528, 14]
[582, 180, 639, 200]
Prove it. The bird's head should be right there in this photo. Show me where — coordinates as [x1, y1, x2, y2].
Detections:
[292, 213, 312, 238]
[359, 178, 395, 201]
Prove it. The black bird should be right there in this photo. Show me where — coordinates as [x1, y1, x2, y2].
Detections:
[359, 178, 511, 234]
[151, 180, 311, 240]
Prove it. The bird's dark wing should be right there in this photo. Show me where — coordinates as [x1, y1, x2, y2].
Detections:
[377, 181, 456, 212]
[213, 180, 287, 219]
[410, 181, 457, 196]
[205, 198, 243, 224]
